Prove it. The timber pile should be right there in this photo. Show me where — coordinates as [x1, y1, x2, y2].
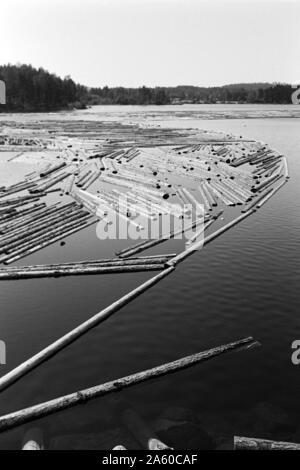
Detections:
[0, 200, 95, 265]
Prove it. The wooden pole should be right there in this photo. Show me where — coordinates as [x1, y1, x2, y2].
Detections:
[0, 267, 175, 392]
[234, 436, 300, 451]
[0, 336, 256, 433]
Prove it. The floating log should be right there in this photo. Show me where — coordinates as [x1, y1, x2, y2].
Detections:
[31, 172, 69, 193]
[77, 170, 96, 188]
[0, 182, 36, 198]
[0, 336, 256, 432]
[0, 194, 45, 208]
[76, 168, 93, 186]
[202, 183, 218, 207]
[242, 176, 284, 213]
[251, 173, 281, 193]
[198, 184, 211, 211]
[0, 266, 175, 393]
[186, 217, 215, 245]
[213, 180, 240, 204]
[40, 162, 67, 178]
[0, 254, 176, 272]
[81, 170, 101, 190]
[216, 180, 245, 204]
[180, 188, 205, 214]
[256, 178, 287, 209]
[0, 263, 166, 280]
[234, 436, 300, 451]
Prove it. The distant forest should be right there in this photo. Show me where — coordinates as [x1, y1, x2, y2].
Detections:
[0, 64, 295, 112]
[0, 64, 88, 112]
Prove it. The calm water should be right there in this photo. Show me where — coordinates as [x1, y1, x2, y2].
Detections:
[0, 106, 300, 449]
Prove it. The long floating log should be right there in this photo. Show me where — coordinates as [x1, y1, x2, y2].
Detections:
[234, 436, 300, 451]
[251, 173, 281, 193]
[0, 255, 175, 272]
[0, 263, 166, 280]
[0, 194, 45, 208]
[0, 337, 256, 433]
[31, 172, 69, 193]
[0, 266, 175, 392]
[0, 182, 36, 198]
[40, 162, 66, 178]
[256, 178, 287, 209]
[241, 175, 285, 213]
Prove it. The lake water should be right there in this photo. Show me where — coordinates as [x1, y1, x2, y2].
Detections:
[0, 105, 300, 449]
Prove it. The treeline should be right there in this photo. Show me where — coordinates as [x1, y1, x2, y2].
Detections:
[88, 86, 170, 105]
[89, 83, 294, 105]
[0, 64, 295, 112]
[0, 64, 88, 112]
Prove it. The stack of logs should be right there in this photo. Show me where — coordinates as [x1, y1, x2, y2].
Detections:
[0, 200, 95, 265]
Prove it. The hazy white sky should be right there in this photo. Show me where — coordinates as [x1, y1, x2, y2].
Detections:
[1, 0, 300, 87]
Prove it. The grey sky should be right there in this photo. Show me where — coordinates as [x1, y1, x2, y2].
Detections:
[1, 0, 300, 87]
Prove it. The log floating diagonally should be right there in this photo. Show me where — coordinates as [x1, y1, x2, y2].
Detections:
[0, 267, 175, 393]
[0, 336, 257, 433]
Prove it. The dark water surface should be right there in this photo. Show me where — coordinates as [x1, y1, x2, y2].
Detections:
[0, 110, 299, 449]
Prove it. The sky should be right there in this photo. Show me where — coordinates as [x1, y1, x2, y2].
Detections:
[1, 0, 300, 88]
